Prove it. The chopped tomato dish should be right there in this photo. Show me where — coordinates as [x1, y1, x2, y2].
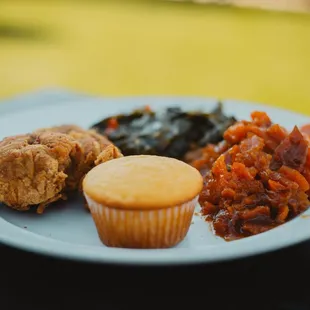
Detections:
[193, 112, 310, 240]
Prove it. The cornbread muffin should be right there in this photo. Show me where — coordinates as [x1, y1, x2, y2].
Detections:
[83, 155, 203, 248]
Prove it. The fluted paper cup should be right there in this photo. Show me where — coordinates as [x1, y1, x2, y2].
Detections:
[85, 194, 197, 249]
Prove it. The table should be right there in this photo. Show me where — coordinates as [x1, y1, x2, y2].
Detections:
[2, 241, 310, 309]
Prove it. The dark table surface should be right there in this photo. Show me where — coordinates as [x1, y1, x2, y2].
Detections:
[2, 240, 310, 310]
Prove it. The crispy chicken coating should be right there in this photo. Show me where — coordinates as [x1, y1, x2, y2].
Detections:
[0, 125, 123, 213]
[0, 132, 81, 212]
[34, 125, 113, 190]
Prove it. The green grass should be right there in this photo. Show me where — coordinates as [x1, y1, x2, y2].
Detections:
[1, 0, 310, 114]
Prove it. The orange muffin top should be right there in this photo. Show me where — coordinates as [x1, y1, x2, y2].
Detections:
[83, 155, 203, 210]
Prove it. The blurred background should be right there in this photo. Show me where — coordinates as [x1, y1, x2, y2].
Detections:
[1, 0, 310, 114]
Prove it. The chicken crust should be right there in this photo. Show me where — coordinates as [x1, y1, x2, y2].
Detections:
[0, 132, 81, 211]
[0, 125, 123, 213]
[34, 125, 114, 189]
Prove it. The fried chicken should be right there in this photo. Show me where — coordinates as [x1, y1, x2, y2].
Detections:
[34, 125, 115, 190]
[0, 125, 123, 213]
[0, 132, 81, 212]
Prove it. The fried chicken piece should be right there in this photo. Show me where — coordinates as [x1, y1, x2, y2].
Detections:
[0, 125, 123, 213]
[95, 143, 123, 166]
[34, 125, 117, 189]
[0, 132, 81, 212]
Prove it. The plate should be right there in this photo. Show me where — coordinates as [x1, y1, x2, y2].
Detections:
[1, 93, 310, 265]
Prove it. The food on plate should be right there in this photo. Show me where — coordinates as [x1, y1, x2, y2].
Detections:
[301, 124, 310, 137]
[3, 100, 310, 246]
[0, 125, 122, 214]
[34, 124, 121, 189]
[91, 102, 236, 160]
[196, 111, 310, 240]
[83, 155, 203, 248]
[0, 132, 80, 213]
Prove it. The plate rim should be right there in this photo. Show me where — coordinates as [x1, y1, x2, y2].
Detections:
[1, 92, 310, 265]
[1, 89, 309, 118]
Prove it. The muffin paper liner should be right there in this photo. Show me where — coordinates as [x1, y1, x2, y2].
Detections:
[85, 194, 197, 248]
